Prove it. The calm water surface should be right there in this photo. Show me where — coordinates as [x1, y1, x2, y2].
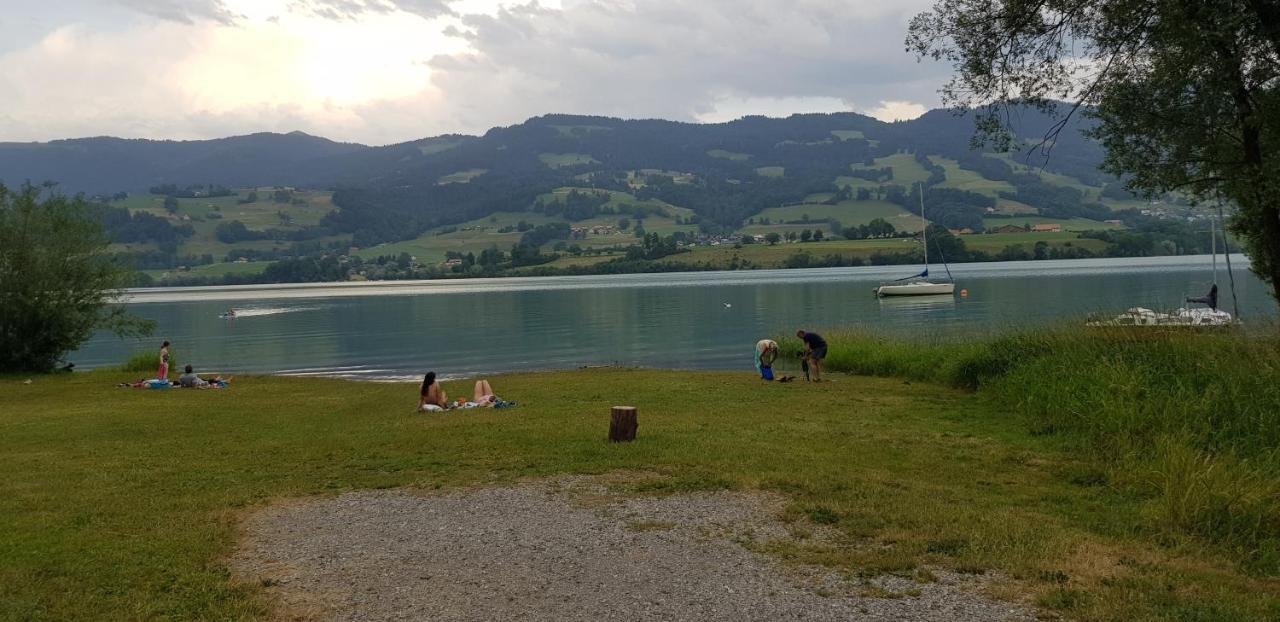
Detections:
[76, 255, 1274, 379]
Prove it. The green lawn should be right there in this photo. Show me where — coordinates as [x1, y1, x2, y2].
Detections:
[414, 137, 463, 155]
[992, 154, 1105, 200]
[706, 149, 752, 161]
[963, 232, 1110, 253]
[352, 205, 698, 262]
[755, 166, 785, 178]
[353, 214, 541, 263]
[830, 130, 865, 141]
[845, 153, 933, 189]
[680, 238, 917, 268]
[3, 367, 1273, 620]
[114, 190, 343, 263]
[550, 124, 612, 137]
[539, 153, 599, 168]
[749, 200, 922, 233]
[145, 261, 270, 280]
[980, 217, 1125, 232]
[993, 199, 1039, 214]
[1100, 198, 1158, 211]
[437, 168, 487, 184]
[933, 157, 1017, 197]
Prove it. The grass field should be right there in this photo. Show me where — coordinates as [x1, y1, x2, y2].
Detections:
[437, 168, 487, 184]
[750, 200, 921, 233]
[933, 157, 1017, 197]
[755, 166, 785, 178]
[980, 217, 1124, 232]
[678, 238, 917, 268]
[539, 153, 599, 168]
[3, 348, 1277, 620]
[668, 233, 1110, 269]
[993, 199, 1039, 215]
[415, 138, 464, 155]
[775, 327, 1280, 620]
[706, 149, 752, 161]
[626, 169, 697, 186]
[846, 153, 933, 189]
[1100, 198, 1159, 211]
[962, 232, 1110, 254]
[113, 191, 344, 266]
[551, 124, 612, 137]
[353, 203, 699, 263]
[353, 213, 542, 262]
[830, 130, 864, 140]
[992, 154, 1104, 200]
[144, 260, 272, 280]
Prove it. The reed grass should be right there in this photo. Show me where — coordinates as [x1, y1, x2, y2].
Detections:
[119, 350, 174, 374]
[782, 326, 1280, 575]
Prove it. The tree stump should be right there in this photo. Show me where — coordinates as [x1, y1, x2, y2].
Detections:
[609, 406, 638, 442]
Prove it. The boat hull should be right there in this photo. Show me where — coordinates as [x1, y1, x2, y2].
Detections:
[875, 282, 956, 297]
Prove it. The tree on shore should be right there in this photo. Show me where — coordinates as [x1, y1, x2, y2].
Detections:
[909, 0, 1280, 303]
[0, 183, 153, 372]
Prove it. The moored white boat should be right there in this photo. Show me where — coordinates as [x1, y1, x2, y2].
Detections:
[874, 182, 957, 298]
[875, 280, 956, 296]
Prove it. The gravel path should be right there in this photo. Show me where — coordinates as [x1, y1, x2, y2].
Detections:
[231, 477, 1034, 621]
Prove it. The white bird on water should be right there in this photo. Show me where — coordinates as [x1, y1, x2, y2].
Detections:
[723, 302, 732, 308]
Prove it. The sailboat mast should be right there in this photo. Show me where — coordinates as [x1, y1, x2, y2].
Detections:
[1211, 214, 1218, 285]
[919, 182, 928, 268]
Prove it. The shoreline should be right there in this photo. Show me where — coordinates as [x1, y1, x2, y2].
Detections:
[121, 254, 1249, 303]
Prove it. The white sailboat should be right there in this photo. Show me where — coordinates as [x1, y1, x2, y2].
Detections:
[874, 183, 956, 297]
[1087, 212, 1237, 328]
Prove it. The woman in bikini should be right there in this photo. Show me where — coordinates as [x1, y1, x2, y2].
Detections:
[418, 372, 448, 412]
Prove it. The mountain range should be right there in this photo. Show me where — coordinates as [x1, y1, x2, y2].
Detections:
[1, 107, 1128, 248]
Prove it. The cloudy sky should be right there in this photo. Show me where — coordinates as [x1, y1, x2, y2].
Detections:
[0, 0, 946, 145]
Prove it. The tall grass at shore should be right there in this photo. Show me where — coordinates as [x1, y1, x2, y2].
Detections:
[782, 326, 1280, 574]
[119, 350, 177, 374]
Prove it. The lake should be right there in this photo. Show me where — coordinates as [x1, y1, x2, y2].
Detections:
[76, 255, 1274, 380]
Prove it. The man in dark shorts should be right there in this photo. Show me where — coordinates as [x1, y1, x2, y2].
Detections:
[796, 330, 827, 382]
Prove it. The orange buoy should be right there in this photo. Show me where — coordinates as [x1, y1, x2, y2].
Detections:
[960, 289, 969, 297]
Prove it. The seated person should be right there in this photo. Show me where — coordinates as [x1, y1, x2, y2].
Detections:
[418, 372, 448, 412]
[177, 365, 228, 388]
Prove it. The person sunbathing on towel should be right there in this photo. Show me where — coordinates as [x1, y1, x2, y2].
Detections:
[472, 379, 501, 407]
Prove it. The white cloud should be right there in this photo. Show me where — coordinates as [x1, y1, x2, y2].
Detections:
[864, 100, 928, 122]
[0, 0, 948, 143]
[110, 0, 239, 24]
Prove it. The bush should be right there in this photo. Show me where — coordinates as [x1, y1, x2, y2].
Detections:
[0, 183, 153, 372]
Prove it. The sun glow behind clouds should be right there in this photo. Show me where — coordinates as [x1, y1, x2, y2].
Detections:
[178, 5, 464, 110]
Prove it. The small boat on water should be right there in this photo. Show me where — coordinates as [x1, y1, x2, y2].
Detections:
[875, 183, 956, 297]
[1087, 212, 1240, 329]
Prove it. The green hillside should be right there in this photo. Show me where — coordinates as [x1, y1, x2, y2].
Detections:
[17, 107, 1220, 284]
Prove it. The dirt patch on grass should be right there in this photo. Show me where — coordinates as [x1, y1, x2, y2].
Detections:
[231, 476, 1033, 621]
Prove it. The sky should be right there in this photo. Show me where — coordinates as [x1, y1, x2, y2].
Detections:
[0, 0, 947, 145]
